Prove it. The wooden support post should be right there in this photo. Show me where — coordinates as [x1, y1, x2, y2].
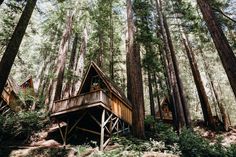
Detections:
[63, 120, 69, 147]
[100, 109, 105, 151]
[57, 121, 65, 145]
[122, 121, 125, 133]
[109, 114, 113, 134]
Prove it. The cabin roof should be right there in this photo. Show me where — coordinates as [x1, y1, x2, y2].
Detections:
[20, 75, 32, 86]
[78, 62, 132, 108]
[7, 76, 20, 95]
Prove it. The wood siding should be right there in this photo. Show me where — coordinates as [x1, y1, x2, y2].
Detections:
[111, 94, 132, 125]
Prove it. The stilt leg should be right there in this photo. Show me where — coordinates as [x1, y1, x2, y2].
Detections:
[100, 109, 105, 151]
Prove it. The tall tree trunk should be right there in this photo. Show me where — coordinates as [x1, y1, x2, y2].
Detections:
[37, 55, 50, 92]
[182, 32, 214, 128]
[155, 0, 186, 130]
[127, 0, 145, 138]
[0, 0, 37, 95]
[197, 0, 236, 99]
[47, 13, 73, 111]
[72, 28, 87, 96]
[126, 0, 134, 103]
[199, 48, 230, 131]
[109, 0, 114, 80]
[97, 32, 104, 68]
[163, 15, 191, 127]
[154, 72, 163, 120]
[147, 67, 155, 117]
[63, 33, 78, 98]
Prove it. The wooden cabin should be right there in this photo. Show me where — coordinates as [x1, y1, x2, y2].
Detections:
[50, 62, 132, 150]
[0, 77, 22, 115]
[20, 76, 36, 110]
[0, 76, 36, 115]
[156, 96, 173, 122]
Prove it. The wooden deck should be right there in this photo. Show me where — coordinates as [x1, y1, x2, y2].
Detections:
[51, 90, 110, 116]
[51, 89, 132, 125]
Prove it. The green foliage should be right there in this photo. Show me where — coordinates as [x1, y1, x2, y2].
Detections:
[179, 129, 211, 157]
[144, 115, 156, 126]
[0, 111, 49, 143]
[179, 129, 236, 157]
[226, 144, 236, 157]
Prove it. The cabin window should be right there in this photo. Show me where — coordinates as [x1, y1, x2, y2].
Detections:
[90, 75, 102, 91]
[90, 75, 108, 94]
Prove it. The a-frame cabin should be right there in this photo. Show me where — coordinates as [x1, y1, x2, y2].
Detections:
[50, 62, 132, 150]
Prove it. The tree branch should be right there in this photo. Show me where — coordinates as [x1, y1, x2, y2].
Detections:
[212, 7, 236, 23]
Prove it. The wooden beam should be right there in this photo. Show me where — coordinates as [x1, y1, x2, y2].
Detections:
[100, 109, 105, 151]
[77, 127, 101, 136]
[68, 110, 87, 135]
[57, 121, 65, 144]
[104, 113, 113, 126]
[112, 117, 119, 131]
[63, 120, 69, 146]
[103, 138, 110, 148]
[88, 112, 101, 127]
[104, 125, 110, 134]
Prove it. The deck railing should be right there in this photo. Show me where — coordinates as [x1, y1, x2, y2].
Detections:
[51, 90, 110, 114]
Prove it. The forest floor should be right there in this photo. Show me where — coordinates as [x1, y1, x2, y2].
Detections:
[1, 123, 236, 157]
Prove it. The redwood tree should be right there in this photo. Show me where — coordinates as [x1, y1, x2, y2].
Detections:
[127, 0, 145, 138]
[197, 0, 236, 99]
[0, 0, 37, 95]
[182, 32, 214, 128]
[47, 12, 74, 111]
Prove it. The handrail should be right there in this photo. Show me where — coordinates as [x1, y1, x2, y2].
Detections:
[51, 90, 111, 113]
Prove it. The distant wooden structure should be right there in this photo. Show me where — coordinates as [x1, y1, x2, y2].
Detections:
[0, 76, 36, 115]
[50, 62, 132, 150]
[20, 76, 36, 110]
[0, 77, 22, 115]
[156, 97, 172, 122]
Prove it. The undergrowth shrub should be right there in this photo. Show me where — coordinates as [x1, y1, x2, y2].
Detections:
[179, 129, 236, 157]
[0, 111, 49, 143]
[179, 129, 211, 157]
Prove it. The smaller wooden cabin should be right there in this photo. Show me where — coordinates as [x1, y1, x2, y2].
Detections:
[20, 76, 36, 110]
[0, 76, 36, 115]
[156, 97, 173, 122]
[51, 62, 132, 150]
[0, 77, 22, 115]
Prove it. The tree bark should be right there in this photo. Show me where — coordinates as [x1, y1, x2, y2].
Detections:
[109, 0, 114, 80]
[127, 0, 145, 138]
[155, 0, 187, 130]
[147, 67, 155, 117]
[197, 0, 236, 99]
[97, 32, 104, 69]
[72, 28, 87, 96]
[154, 72, 163, 120]
[126, 0, 134, 102]
[199, 48, 230, 131]
[163, 15, 191, 127]
[0, 0, 37, 95]
[63, 33, 78, 98]
[182, 32, 214, 128]
[47, 12, 73, 111]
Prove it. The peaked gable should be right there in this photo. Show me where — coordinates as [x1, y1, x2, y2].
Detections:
[78, 62, 132, 109]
